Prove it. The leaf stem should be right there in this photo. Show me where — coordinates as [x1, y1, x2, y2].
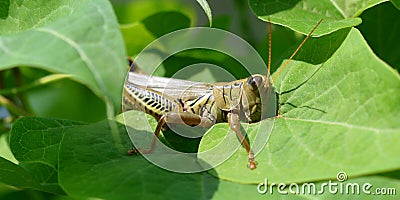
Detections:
[0, 95, 30, 116]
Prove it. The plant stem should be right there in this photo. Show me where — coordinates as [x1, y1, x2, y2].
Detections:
[0, 74, 72, 95]
[0, 95, 30, 116]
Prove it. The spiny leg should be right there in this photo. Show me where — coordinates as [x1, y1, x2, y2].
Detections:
[128, 112, 214, 155]
[227, 112, 257, 170]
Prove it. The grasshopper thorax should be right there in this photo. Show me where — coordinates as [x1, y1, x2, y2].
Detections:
[211, 74, 276, 123]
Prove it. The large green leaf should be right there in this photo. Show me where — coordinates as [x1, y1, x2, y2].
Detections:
[9, 117, 84, 194]
[249, 0, 388, 36]
[200, 28, 400, 183]
[0, 0, 127, 115]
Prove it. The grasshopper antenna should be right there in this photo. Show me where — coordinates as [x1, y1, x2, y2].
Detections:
[272, 19, 323, 83]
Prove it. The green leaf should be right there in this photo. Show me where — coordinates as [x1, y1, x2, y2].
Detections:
[290, 28, 351, 65]
[0, 134, 17, 164]
[0, 186, 63, 200]
[198, 119, 274, 172]
[57, 119, 220, 199]
[201, 28, 400, 183]
[196, 0, 213, 26]
[358, 2, 400, 71]
[9, 117, 84, 194]
[391, 0, 400, 10]
[0, 0, 127, 115]
[0, 156, 42, 190]
[249, 0, 388, 36]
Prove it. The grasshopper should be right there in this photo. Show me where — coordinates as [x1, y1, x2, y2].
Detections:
[123, 20, 322, 170]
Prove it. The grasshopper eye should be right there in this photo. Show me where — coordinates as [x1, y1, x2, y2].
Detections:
[247, 75, 263, 90]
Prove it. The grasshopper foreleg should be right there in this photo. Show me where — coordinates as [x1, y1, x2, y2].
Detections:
[227, 112, 257, 170]
[128, 112, 215, 155]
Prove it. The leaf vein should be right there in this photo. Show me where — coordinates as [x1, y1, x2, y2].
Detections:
[34, 27, 107, 97]
[284, 117, 399, 133]
[328, 0, 347, 18]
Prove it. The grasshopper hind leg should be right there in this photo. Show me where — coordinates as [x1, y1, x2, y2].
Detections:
[128, 112, 215, 155]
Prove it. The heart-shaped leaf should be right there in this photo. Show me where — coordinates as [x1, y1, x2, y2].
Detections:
[202, 28, 400, 183]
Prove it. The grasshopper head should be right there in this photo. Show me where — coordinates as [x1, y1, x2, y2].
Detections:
[244, 74, 277, 121]
[247, 74, 269, 91]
